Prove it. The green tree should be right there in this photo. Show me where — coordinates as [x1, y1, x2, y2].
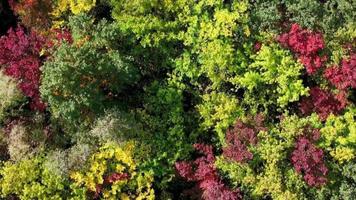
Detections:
[41, 14, 139, 127]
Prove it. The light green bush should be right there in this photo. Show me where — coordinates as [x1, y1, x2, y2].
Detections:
[0, 156, 80, 200]
[0, 71, 24, 121]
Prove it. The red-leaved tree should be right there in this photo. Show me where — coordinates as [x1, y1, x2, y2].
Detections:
[0, 26, 46, 111]
[223, 114, 266, 163]
[278, 23, 327, 75]
[299, 87, 347, 120]
[175, 143, 242, 200]
[324, 54, 356, 90]
[291, 128, 328, 187]
[94, 173, 130, 198]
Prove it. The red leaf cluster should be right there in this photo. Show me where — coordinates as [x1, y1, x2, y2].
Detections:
[0, 26, 46, 111]
[175, 143, 241, 200]
[291, 128, 328, 187]
[253, 42, 262, 52]
[324, 54, 356, 90]
[45, 28, 73, 49]
[104, 173, 129, 184]
[299, 87, 347, 120]
[223, 115, 266, 163]
[94, 173, 130, 198]
[53, 29, 73, 44]
[94, 184, 102, 199]
[278, 23, 327, 75]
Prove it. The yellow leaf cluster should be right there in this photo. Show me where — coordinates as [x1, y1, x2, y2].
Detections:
[70, 142, 155, 199]
[51, 0, 96, 27]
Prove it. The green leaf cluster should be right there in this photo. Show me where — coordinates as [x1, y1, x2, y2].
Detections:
[250, 0, 355, 37]
[234, 43, 308, 111]
[41, 14, 139, 126]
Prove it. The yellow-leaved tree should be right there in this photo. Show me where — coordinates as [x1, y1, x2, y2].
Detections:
[70, 142, 155, 199]
[52, 0, 96, 27]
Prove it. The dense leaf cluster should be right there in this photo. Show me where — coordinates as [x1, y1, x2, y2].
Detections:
[175, 143, 241, 200]
[0, 26, 45, 111]
[223, 115, 265, 163]
[299, 87, 348, 120]
[40, 14, 139, 125]
[291, 130, 328, 187]
[324, 54, 356, 90]
[278, 23, 327, 75]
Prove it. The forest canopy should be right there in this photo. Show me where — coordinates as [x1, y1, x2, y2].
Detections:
[0, 0, 355, 199]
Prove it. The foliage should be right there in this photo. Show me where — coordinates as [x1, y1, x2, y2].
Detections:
[44, 109, 150, 182]
[6, 124, 32, 161]
[0, 71, 24, 121]
[43, 143, 94, 179]
[111, 0, 250, 87]
[223, 115, 265, 163]
[5, 114, 55, 162]
[51, 0, 96, 27]
[248, 0, 282, 33]
[324, 53, 356, 90]
[0, 25, 46, 111]
[53, 0, 96, 15]
[327, 22, 355, 65]
[40, 14, 139, 126]
[319, 107, 356, 163]
[216, 114, 323, 200]
[278, 23, 327, 75]
[299, 87, 348, 120]
[291, 130, 328, 187]
[249, 0, 355, 37]
[8, 0, 52, 32]
[86, 109, 144, 145]
[0, 156, 79, 199]
[0, 0, 355, 199]
[197, 42, 308, 143]
[136, 80, 195, 187]
[70, 142, 155, 199]
[197, 91, 243, 144]
[175, 143, 241, 200]
[336, 162, 356, 200]
[236, 43, 309, 109]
